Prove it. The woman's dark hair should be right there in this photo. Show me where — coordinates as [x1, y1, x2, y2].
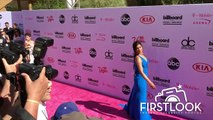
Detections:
[24, 33, 31, 37]
[13, 23, 18, 27]
[132, 41, 143, 58]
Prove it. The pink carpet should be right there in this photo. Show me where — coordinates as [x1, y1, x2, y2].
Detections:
[46, 81, 188, 120]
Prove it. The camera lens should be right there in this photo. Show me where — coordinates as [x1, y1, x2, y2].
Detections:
[45, 65, 58, 80]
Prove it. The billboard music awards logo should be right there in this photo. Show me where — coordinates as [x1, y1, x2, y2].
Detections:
[140, 85, 202, 114]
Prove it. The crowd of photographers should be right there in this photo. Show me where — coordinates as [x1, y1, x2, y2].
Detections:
[0, 55, 49, 120]
[0, 22, 103, 120]
[0, 22, 56, 120]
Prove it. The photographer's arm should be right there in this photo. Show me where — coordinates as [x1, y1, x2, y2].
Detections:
[22, 67, 48, 119]
[135, 56, 156, 89]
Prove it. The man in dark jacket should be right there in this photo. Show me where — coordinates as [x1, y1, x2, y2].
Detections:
[3, 22, 13, 41]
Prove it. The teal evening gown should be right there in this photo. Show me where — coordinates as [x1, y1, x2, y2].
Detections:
[124, 55, 151, 120]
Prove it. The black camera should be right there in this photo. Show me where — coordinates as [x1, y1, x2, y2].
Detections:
[33, 37, 54, 65]
[18, 63, 58, 107]
[0, 46, 19, 74]
[19, 37, 56, 107]
[18, 63, 58, 81]
[0, 41, 29, 74]
[9, 41, 29, 59]
[0, 36, 58, 107]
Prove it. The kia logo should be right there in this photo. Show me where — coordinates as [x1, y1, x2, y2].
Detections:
[193, 63, 212, 73]
[47, 57, 55, 63]
[67, 32, 76, 39]
[140, 15, 155, 24]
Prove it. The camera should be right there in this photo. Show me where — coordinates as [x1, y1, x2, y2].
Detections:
[18, 63, 58, 81]
[9, 40, 29, 59]
[19, 36, 56, 107]
[0, 36, 58, 107]
[33, 37, 54, 65]
[0, 41, 29, 74]
[18, 63, 58, 107]
[155, 86, 188, 103]
[0, 45, 19, 74]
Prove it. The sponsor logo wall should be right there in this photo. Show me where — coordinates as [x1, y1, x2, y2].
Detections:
[0, 11, 24, 41]
[0, 12, 12, 29]
[10, 5, 213, 120]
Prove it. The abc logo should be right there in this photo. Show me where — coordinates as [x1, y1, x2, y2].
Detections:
[89, 48, 97, 58]
[64, 71, 69, 79]
[167, 57, 180, 70]
[209, 41, 213, 46]
[59, 15, 65, 24]
[122, 85, 131, 95]
[120, 14, 130, 25]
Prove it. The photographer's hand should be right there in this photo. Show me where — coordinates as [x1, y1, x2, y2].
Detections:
[1, 54, 23, 97]
[21, 67, 49, 119]
[1, 54, 23, 73]
[0, 55, 23, 118]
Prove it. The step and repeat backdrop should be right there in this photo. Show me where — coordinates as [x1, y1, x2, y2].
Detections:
[0, 11, 12, 29]
[0, 11, 24, 38]
[1, 4, 213, 120]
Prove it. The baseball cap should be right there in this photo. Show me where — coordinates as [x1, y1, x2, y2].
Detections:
[60, 111, 103, 120]
[52, 102, 79, 120]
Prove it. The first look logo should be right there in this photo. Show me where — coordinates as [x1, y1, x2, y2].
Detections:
[141, 85, 202, 114]
[155, 85, 187, 103]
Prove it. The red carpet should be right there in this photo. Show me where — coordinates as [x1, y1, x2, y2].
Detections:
[46, 81, 188, 120]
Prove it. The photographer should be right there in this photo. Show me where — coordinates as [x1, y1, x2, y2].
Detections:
[0, 29, 10, 45]
[3, 22, 13, 41]
[0, 55, 49, 119]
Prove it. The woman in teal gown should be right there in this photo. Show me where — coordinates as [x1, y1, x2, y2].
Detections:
[124, 41, 156, 120]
